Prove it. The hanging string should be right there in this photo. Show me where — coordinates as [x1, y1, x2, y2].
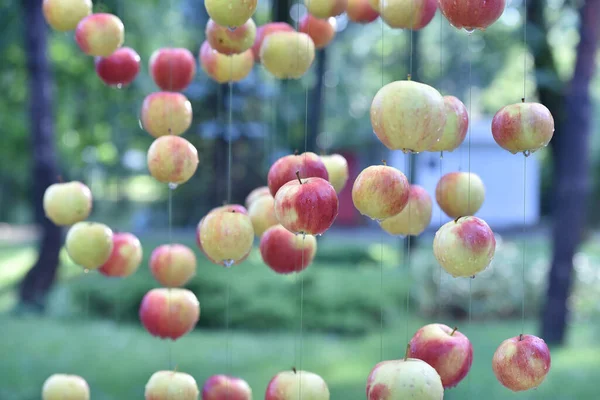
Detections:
[379, 0, 386, 363]
[521, 0, 529, 336]
[466, 29, 474, 398]
[404, 154, 412, 347]
[436, 11, 444, 319]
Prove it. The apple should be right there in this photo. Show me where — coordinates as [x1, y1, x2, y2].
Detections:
[435, 172, 485, 218]
[407, 323, 473, 388]
[265, 369, 330, 400]
[149, 244, 197, 287]
[274, 174, 339, 236]
[43, 0, 92, 32]
[196, 207, 251, 267]
[305, 0, 348, 18]
[260, 31, 316, 80]
[245, 186, 271, 208]
[75, 13, 124, 57]
[380, 0, 437, 30]
[260, 224, 318, 274]
[366, 358, 444, 399]
[206, 18, 257, 55]
[42, 374, 90, 400]
[149, 48, 196, 92]
[351, 164, 410, 221]
[98, 232, 143, 278]
[346, 0, 380, 23]
[147, 135, 199, 185]
[198, 208, 254, 266]
[371, 80, 446, 152]
[429, 95, 469, 152]
[139, 288, 200, 340]
[379, 184, 432, 236]
[205, 0, 258, 29]
[199, 41, 255, 83]
[201, 375, 252, 400]
[321, 154, 349, 193]
[491, 102, 555, 155]
[299, 14, 337, 49]
[141, 92, 193, 138]
[145, 370, 199, 400]
[492, 334, 551, 392]
[433, 216, 496, 277]
[95, 47, 141, 87]
[248, 194, 279, 237]
[439, 0, 506, 32]
[251, 22, 295, 61]
[65, 222, 113, 270]
[267, 152, 329, 197]
[43, 181, 92, 226]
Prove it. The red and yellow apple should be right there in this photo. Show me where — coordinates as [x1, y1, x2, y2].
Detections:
[352, 164, 410, 220]
[43, 0, 92, 32]
[346, 0, 380, 23]
[42, 374, 90, 400]
[139, 288, 200, 340]
[267, 152, 329, 197]
[321, 154, 349, 193]
[299, 14, 337, 49]
[305, 0, 348, 18]
[439, 0, 506, 32]
[146, 135, 199, 185]
[245, 186, 271, 208]
[198, 208, 254, 266]
[201, 374, 252, 400]
[368, 0, 380, 11]
[380, 184, 432, 236]
[149, 244, 197, 287]
[380, 0, 438, 30]
[145, 370, 199, 400]
[265, 369, 330, 400]
[429, 95, 469, 152]
[75, 13, 124, 57]
[65, 222, 113, 270]
[141, 92, 193, 138]
[205, 0, 258, 29]
[206, 18, 257, 55]
[95, 47, 141, 87]
[366, 358, 444, 399]
[248, 194, 279, 237]
[259, 224, 318, 274]
[43, 181, 92, 226]
[252, 22, 295, 61]
[435, 172, 485, 218]
[98, 232, 143, 278]
[260, 31, 316, 79]
[199, 41, 255, 83]
[149, 47, 197, 92]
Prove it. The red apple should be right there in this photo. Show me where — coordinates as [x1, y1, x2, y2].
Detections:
[429, 95, 469, 152]
[352, 164, 410, 221]
[149, 244, 197, 287]
[260, 31, 316, 79]
[492, 334, 551, 392]
[141, 92, 193, 138]
[145, 370, 199, 400]
[206, 18, 257, 55]
[320, 154, 349, 193]
[205, 0, 258, 29]
[147, 135, 199, 185]
[196, 210, 251, 267]
[95, 47, 141, 87]
[379, 184, 432, 236]
[259, 224, 318, 274]
[245, 186, 271, 209]
[346, 0, 380, 23]
[98, 232, 143, 278]
[436, 172, 485, 218]
[380, 0, 437, 30]
[439, 0, 506, 32]
[199, 41, 255, 83]
[42, 374, 90, 400]
[267, 152, 329, 197]
[265, 369, 330, 400]
[149, 48, 196, 92]
[198, 207, 254, 266]
[305, 0, 348, 18]
[43, 0, 92, 32]
[368, 0, 380, 11]
[201, 374, 252, 400]
[251, 22, 295, 61]
[75, 13, 124, 57]
[298, 14, 337, 49]
[366, 358, 444, 399]
[139, 288, 200, 340]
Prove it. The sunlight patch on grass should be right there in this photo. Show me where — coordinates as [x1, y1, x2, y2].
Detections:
[0, 246, 36, 288]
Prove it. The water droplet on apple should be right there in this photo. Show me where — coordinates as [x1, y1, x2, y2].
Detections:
[523, 150, 531, 158]
[113, 83, 123, 89]
[138, 119, 144, 130]
[465, 28, 475, 35]
[223, 259, 234, 268]
[83, 268, 89, 274]
[228, 25, 237, 31]
[316, 233, 322, 237]
[439, 151, 444, 159]
[168, 182, 178, 190]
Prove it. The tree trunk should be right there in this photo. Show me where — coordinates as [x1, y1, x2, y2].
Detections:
[308, 49, 327, 153]
[18, 0, 63, 312]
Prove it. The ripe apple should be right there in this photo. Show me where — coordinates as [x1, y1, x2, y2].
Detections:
[43, 0, 92, 32]
[321, 154, 349, 193]
[252, 22, 295, 61]
[433, 216, 496, 277]
[368, 0, 380, 11]
[43, 181, 92, 226]
[205, 0, 258, 29]
[298, 14, 337, 49]
[75, 13, 124, 57]
[380, 0, 437, 30]
[206, 18, 257, 55]
[259, 224, 318, 274]
[139, 288, 200, 340]
[267, 152, 329, 197]
[435, 172, 485, 218]
[371, 80, 446, 152]
[42, 374, 90, 400]
[346, 0, 380, 23]
[149, 244, 197, 287]
[265, 369, 330, 400]
[149, 47, 196, 92]
[305, 0, 348, 18]
[407, 323, 473, 388]
[95, 47, 141, 87]
[491, 102, 555, 155]
[201, 374, 253, 400]
[439, 0, 506, 32]
[366, 358, 444, 400]
[141, 92, 193, 138]
[274, 174, 339, 236]
[65, 222, 113, 270]
[429, 95, 469, 152]
[352, 164, 410, 220]
[198, 208, 254, 266]
[98, 232, 143, 278]
[379, 184, 432, 236]
[147, 135, 199, 185]
[492, 334, 551, 392]
[145, 370, 199, 400]
[245, 186, 271, 208]
[199, 41, 255, 83]
[248, 194, 279, 237]
[260, 31, 316, 79]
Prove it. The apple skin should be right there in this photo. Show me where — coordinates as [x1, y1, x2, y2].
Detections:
[201, 374, 252, 400]
[248, 194, 279, 237]
[265, 369, 330, 400]
[435, 172, 485, 218]
[196, 207, 251, 267]
[42, 374, 90, 400]
[260, 31, 316, 80]
[259, 224, 318, 274]
[407, 323, 473, 389]
[98, 232, 143, 278]
[346, 0, 380, 23]
[139, 288, 200, 340]
[366, 358, 444, 400]
[206, 18, 257, 55]
[251, 22, 295, 61]
[429, 95, 469, 152]
[380, 0, 438, 30]
[205, 0, 258, 29]
[491, 102, 555, 155]
[43, 0, 92, 32]
[199, 41, 255, 83]
[379, 184, 432, 236]
[352, 165, 410, 221]
[371, 80, 446, 152]
[149, 244, 197, 287]
[147, 135, 199, 185]
[145, 370, 199, 400]
[141, 92, 193, 138]
[492, 334, 551, 392]
[75, 13, 124, 57]
[368, 0, 380, 12]
[267, 152, 329, 197]
[198, 208, 254, 266]
[65, 222, 114, 270]
[274, 176, 339, 236]
[43, 181, 92, 226]
[439, 0, 506, 31]
[299, 14, 336, 49]
[321, 154, 349, 193]
[149, 48, 196, 92]
[305, 0, 348, 18]
[95, 47, 141, 87]
[433, 216, 496, 277]
[245, 186, 271, 209]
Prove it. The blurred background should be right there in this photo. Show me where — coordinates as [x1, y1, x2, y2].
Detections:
[2, 0, 600, 399]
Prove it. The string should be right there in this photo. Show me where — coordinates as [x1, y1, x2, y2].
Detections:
[466, 30, 474, 398]
[436, 11, 444, 319]
[521, 0, 529, 339]
[404, 154, 412, 347]
[379, 0, 386, 363]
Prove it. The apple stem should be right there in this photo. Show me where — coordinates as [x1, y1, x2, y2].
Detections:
[407, 73, 412, 81]
[450, 326, 458, 336]
[454, 216, 462, 223]
[521, 97, 525, 103]
[404, 343, 410, 361]
[519, 333, 524, 341]
[57, 175, 63, 183]
[295, 171, 303, 185]
[292, 367, 297, 374]
[294, 149, 299, 156]
[381, 159, 387, 166]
